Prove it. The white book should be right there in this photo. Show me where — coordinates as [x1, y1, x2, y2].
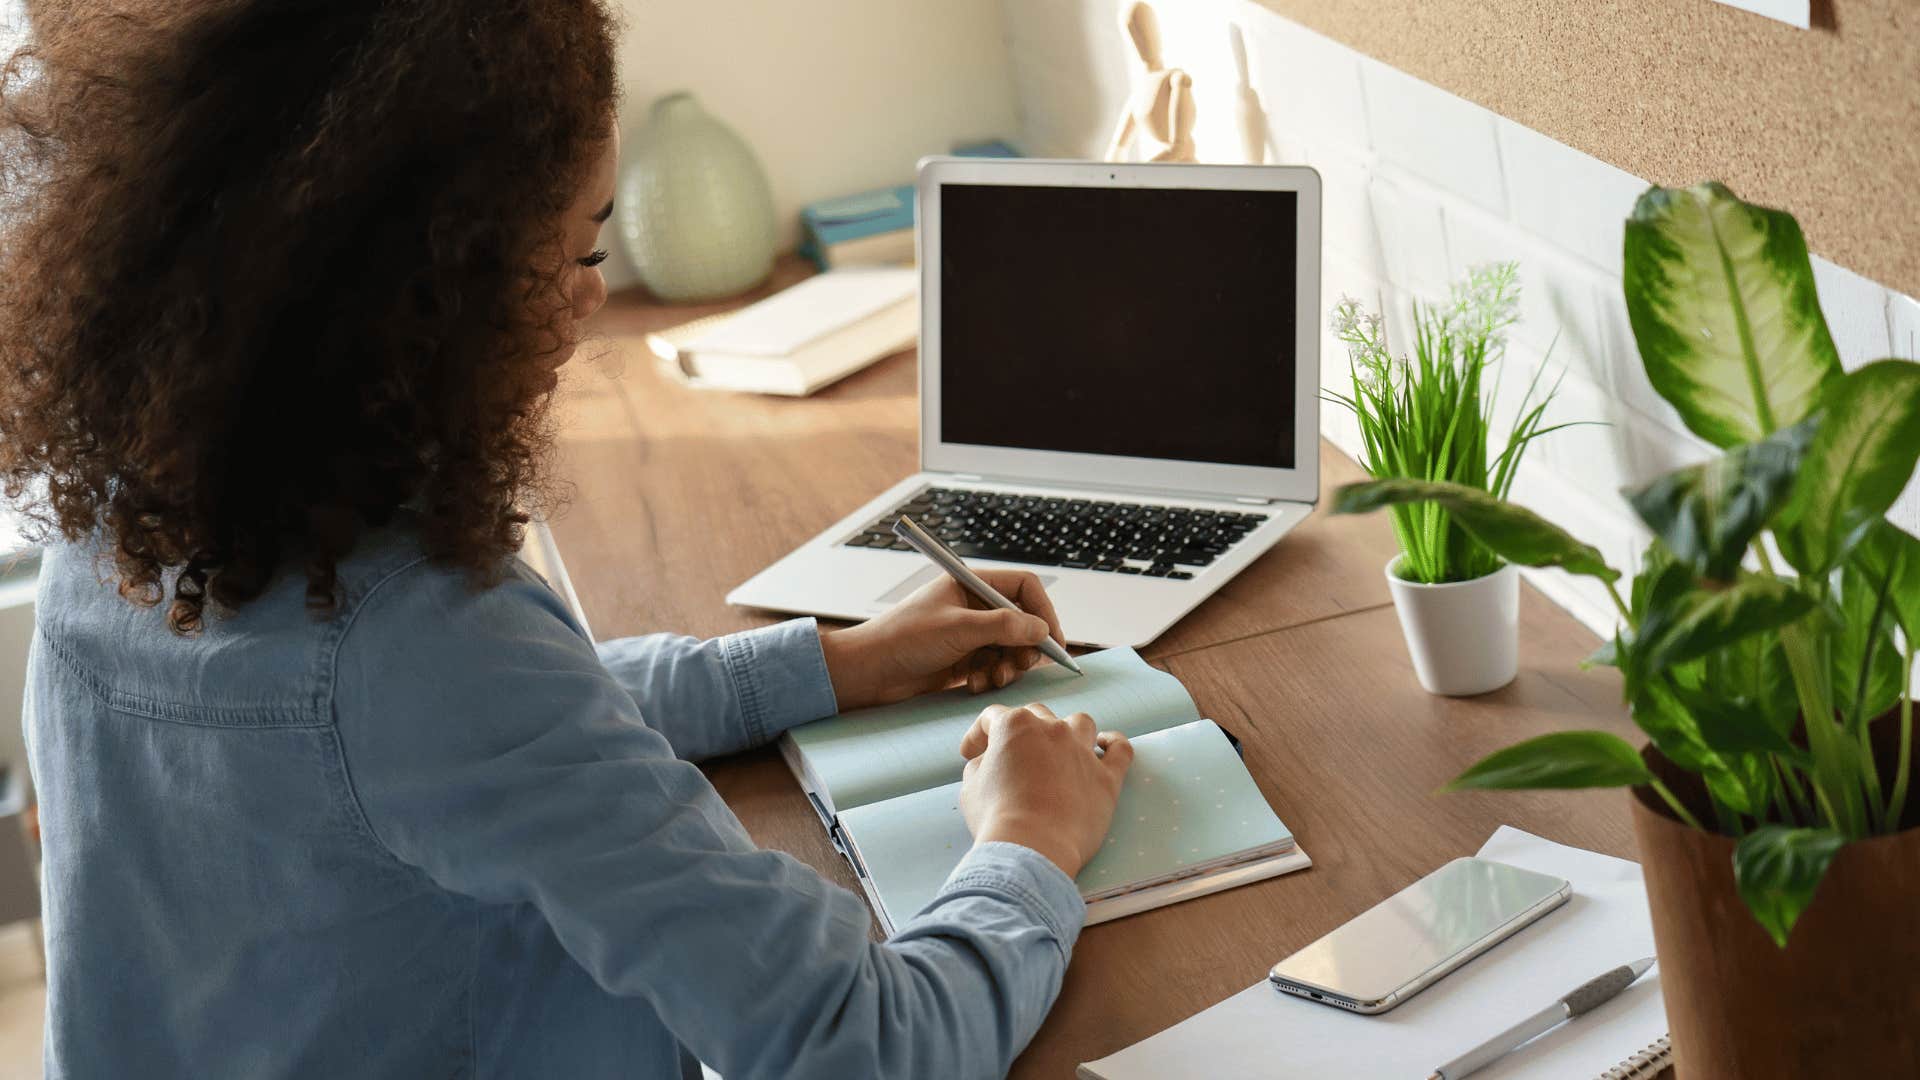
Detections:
[648, 268, 917, 396]
[819, 227, 914, 269]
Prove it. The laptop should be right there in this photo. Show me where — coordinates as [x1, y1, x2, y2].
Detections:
[728, 158, 1322, 648]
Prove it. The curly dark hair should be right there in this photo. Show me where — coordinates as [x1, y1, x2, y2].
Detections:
[0, 0, 618, 632]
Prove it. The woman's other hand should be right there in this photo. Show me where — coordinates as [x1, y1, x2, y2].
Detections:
[958, 702, 1132, 876]
[819, 570, 1067, 711]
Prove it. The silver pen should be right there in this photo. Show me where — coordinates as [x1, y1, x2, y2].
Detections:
[1428, 957, 1656, 1080]
[891, 515, 1083, 676]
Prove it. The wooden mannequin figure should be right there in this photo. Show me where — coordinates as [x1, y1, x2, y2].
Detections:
[1103, 1, 1196, 164]
[1229, 21, 1271, 165]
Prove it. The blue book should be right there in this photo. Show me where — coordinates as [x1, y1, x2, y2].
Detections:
[797, 141, 1022, 269]
[779, 648, 1310, 933]
[951, 138, 1023, 159]
[799, 184, 916, 271]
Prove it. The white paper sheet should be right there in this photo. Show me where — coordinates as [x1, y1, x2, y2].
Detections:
[1078, 827, 1668, 1080]
[1709, 0, 1810, 29]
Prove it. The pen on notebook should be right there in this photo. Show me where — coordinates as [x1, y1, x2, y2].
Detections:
[1427, 957, 1656, 1080]
[891, 515, 1084, 676]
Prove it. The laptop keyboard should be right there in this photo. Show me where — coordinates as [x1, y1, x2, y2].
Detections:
[842, 487, 1269, 579]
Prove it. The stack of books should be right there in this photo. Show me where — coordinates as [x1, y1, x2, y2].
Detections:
[645, 268, 917, 397]
[798, 139, 1020, 271]
[798, 184, 916, 271]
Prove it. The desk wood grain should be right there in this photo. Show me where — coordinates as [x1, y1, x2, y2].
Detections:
[1020, 598, 1636, 1076]
[559, 269, 1405, 657]
[552, 270, 1668, 1078]
[688, 595, 1648, 1078]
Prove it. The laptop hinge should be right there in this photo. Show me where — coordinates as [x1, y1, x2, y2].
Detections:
[930, 471, 1285, 505]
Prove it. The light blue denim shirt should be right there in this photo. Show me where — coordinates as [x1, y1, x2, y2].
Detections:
[26, 523, 1084, 1078]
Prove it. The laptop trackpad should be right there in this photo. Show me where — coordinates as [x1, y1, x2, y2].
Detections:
[876, 566, 1057, 604]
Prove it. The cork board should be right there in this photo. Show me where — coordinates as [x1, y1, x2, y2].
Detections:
[1254, 0, 1919, 297]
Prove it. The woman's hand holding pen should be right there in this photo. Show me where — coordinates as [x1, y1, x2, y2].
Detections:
[817, 569, 1130, 875]
[819, 569, 1067, 710]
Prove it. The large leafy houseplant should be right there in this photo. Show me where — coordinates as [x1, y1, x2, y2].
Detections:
[1332, 183, 1920, 948]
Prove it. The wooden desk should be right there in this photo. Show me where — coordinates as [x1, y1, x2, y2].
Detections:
[556, 272, 1652, 1076]
[561, 260, 1403, 658]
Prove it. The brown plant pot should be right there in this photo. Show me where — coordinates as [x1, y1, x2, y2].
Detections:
[1628, 719, 1920, 1079]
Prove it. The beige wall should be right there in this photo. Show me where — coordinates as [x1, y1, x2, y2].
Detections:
[603, 0, 1020, 290]
[2, 1, 1021, 294]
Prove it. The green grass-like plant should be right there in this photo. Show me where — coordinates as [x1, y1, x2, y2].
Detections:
[1325, 264, 1571, 584]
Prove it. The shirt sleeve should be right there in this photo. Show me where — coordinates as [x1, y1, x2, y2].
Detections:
[331, 562, 1084, 1080]
[592, 619, 839, 760]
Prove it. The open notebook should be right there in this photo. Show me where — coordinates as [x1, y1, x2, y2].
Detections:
[779, 648, 1310, 934]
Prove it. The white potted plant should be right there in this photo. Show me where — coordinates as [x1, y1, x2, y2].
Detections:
[1326, 264, 1570, 695]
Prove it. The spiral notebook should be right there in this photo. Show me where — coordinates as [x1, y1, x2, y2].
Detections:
[1078, 828, 1669, 1080]
[1599, 1035, 1671, 1079]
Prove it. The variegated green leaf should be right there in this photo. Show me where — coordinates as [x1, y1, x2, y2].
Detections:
[1331, 479, 1618, 582]
[1734, 826, 1846, 948]
[1851, 520, 1920, 639]
[1703, 629, 1797, 743]
[1629, 542, 1691, 623]
[1632, 680, 1759, 815]
[1832, 550, 1904, 725]
[1584, 636, 1621, 670]
[1777, 360, 1920, 574]
[1670, 683, 1800, 759]
[1636, 575, 1815, 676]
[1623, 183, 1841, 448]
[1624, 419, 1814, 582]
[1444, 731, 1653, 792]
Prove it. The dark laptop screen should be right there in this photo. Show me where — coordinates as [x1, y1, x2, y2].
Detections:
[938, 182, 1298, 470]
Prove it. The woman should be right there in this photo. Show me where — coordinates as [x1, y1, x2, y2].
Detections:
[0, 2, 1133, 1077]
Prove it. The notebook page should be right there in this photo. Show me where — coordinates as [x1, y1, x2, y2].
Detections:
[838, 720, 1291, 926]
[1078, 720, 1292, 902]
[787, 647, 1198, 814]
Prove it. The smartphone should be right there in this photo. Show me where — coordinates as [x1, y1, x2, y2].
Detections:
[1268, 857, 1570, 1014]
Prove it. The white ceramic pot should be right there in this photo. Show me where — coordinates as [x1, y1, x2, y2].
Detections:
[1384, 558, 1519, 696]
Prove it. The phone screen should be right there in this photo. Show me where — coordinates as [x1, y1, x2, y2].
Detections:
[1269, 857, 1568, 1011]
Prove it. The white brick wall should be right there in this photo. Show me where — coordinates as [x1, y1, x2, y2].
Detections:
[1494, 120, 1645, 279]
[1360, 59, 1507, 215]
[1366, 174, 1452, 299]
[1812, 256, 1895, 369]
[1250, 15, 1369, 155]
[1894, 291, 1920, 360]
[1001, 0, 1920, 636]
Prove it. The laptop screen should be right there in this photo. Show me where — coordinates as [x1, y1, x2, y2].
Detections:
[938, 182, 1299, 470]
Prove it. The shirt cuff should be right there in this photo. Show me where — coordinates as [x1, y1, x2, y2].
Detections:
[717, 618, 839, 745]
[934, 841, 1087, 960]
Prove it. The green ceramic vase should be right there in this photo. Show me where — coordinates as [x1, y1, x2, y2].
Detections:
[615, 92, 777, 302]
